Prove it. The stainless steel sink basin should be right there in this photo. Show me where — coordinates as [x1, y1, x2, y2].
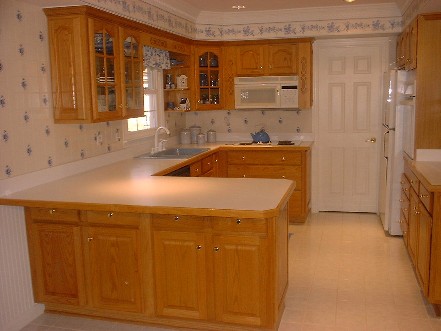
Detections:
[136, 148, 210, 159]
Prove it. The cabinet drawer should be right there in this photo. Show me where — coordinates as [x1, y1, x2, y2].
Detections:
[228, 150, 301, 165]
[190, 160, 202, 177]
[152, 214, 207, 231]
[419, 183, 433, 214]
[401, 173, 411, 199]
[400, 210, 408, 245]
[29, 207, 80, 223]
[400, 190, 410, 221]
[227, 165, 301, 189]
[211, 217, 267, 234]
[84, 211, 141, 227]
[201, 154, 214, 174]
[404, 165, 419, 194]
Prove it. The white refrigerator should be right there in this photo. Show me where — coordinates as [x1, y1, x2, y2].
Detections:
[379, 69, 407, 236]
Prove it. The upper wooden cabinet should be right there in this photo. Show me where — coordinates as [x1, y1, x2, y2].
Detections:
[226, 39, 313, 109]
[236, 44, 297, 75]
[194, 46, 223, 110]
[44, 7, 145, 123]
[396, 18, 418, 70]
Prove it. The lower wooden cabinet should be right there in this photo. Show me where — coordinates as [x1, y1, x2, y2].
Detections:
[151, 213, 285, 328]
[212, 234, 267, 326]
[401, 161, 437, 306]
[26, 208, 145, 312]
[84, 226, 143, 312]
[153, 230, 208, 319]
[25, 203, 289, 329]
[227, 148, 310, 222]
[25, 208, 86, 306]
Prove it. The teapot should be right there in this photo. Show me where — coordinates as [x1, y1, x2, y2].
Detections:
[250, 129, 270, 143]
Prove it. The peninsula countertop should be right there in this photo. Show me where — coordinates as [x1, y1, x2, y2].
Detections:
[0, 142, 305, 217]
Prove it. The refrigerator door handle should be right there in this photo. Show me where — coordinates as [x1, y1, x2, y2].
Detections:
[383, 130, 389, 159]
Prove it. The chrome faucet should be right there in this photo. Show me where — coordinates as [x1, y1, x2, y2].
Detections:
[153, 126, 170, 153]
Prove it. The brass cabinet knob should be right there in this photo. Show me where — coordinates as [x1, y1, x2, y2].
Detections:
[174, 216, 180, 221]
[49, 209, 56, 214]
[282, 156, 286, 161]
[87, 237, 93, 242]
[242, 156, 245, 160]
[108, 212, 114, 218]
[213, 247, 220, 252]
[196, 245, 202, 250]
[236, 219, 241, 224]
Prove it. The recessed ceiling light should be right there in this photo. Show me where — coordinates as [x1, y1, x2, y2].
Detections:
[232, 5, 246, 10]
[344, 0, 356, 2]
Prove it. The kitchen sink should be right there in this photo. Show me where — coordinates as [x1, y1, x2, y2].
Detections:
[136, 148, 210, 159]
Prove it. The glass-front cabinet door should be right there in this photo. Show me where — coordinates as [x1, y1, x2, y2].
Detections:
[195, 47, 222, 110]
[120, 29, 144, 118]
[92, 20, 122, 121]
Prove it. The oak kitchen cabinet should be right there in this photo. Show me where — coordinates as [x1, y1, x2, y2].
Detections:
[194, 45, 223, 110]
[163, 52, 192, 111]
[397, 13, 441, 152]
[23, 204, 288, 330]
[44, 7, 145, 123]
[401, 159, 441, 313]
[223, 39, 313, 109]
[26, 208, 149, 315]
[236, 44, 297, 75]
[152, 210, 286, 327]
[25, 208, 86, 306]
[227, 148, 311, 222]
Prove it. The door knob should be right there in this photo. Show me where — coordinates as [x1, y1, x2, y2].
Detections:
[365, 137, 376, 143]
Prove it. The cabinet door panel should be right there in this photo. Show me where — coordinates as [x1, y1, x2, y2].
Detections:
[48, 17, 90, 121]
[29, 222, 85, 305]
[268, 44, 296, 75]
[236, 45, 265, 75]
[417, 205, 432, 295]
[213, 235, 266, 326]
[153, 231, 208, 320]
[86, 226, 142, 312]
[408, 189, 419, 263]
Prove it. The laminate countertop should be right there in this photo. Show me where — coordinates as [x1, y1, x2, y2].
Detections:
[0, 142, 306, 217]
[409, 160, 441, 192]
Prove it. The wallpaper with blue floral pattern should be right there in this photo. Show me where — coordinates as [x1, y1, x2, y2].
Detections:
[0, 0, 127, 180]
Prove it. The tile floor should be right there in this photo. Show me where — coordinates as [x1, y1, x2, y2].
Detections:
[21, 212, 441, 331]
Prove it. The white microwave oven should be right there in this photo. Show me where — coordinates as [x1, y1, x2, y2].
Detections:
[234, 76, 299, 109]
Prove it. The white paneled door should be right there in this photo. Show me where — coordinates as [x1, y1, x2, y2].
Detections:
[316, 39, 388, 212]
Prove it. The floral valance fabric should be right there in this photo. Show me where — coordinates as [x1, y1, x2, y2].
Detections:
[143, 46, 171, 69]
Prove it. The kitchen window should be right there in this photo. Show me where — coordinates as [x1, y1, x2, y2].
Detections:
[125, 67, 164, 141]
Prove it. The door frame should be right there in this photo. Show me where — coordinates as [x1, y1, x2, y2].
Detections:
[310, 37, 391, 213]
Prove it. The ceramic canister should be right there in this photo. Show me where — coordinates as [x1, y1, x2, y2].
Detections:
[189, 125, 201, 144]
[197, 133, 206, 145]
[207, 129, 216, 143]
[180, 129, 191, 144]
